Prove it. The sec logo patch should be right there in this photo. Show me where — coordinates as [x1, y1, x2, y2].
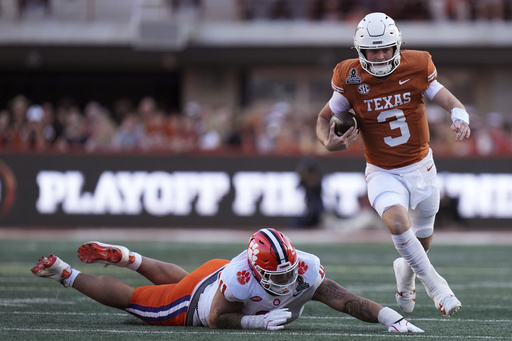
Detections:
[358, 83, 370, 95]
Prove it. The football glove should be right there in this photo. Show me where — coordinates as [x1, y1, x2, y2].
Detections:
[241, 308, 292, 330]
[388, 318, 424, 333]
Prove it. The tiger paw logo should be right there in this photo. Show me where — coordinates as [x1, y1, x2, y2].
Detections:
[298, 261, 308, 275]
[237, 270, 251, 285]
[248, 240, 260, 263]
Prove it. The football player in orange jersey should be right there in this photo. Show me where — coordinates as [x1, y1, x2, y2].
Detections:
[316, 12, 470, 317]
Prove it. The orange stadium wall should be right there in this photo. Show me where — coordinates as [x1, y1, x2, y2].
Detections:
[0, 153, 511, 229]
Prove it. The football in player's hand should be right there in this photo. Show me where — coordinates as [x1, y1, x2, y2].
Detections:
[330, 113, 358, 136]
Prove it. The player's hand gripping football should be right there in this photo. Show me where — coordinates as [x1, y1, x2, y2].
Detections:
[388, 318, 424, 333]
[327, 122, 359, 151]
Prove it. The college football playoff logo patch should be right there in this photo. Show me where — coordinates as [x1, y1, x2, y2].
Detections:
[346, 68, 362, 84]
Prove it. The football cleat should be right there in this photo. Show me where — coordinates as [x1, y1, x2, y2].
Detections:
[437, 295, 461, 317]
[31, 254, 73, 287]
[393, 258, 416, 313]
[78, 241, 134, 267]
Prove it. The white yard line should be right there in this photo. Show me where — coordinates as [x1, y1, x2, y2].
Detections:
[1, 326, 510, 339]
[3, 311, 512, 324]
[1, 227, 512, 245]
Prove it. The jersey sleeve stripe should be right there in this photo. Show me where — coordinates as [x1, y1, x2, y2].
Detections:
[428, 68, 437, 82]
[331, 80, 344, 94]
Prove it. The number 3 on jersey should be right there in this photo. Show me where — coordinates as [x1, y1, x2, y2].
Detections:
[377, 108, 410, 147]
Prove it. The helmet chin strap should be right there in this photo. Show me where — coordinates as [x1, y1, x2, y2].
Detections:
[363, 54, 400, 77]
[370, 62, 392, 76]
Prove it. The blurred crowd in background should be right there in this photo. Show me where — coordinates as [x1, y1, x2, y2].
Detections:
[6, 0, 512, 23]
[1, 94, 510, 157]
[240, 0, 512, 23]
[0, 95, 320, 155]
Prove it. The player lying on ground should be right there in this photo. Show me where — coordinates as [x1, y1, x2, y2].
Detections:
[32, 228, 423, 332]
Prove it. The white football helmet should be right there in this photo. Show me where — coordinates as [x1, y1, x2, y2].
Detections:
[247, 228, 299, 296]
[354, 12, 402, 77]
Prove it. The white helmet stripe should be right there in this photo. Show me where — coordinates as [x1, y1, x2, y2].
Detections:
[259, 229, 287, 264]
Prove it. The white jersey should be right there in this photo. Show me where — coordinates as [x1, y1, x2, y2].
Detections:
[197, 249, 325, 326]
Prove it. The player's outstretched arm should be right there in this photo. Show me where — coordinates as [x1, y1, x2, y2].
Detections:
[312, 278, 423, 333]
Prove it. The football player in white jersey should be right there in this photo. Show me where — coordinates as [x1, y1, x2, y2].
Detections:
[32, 228, 423, 333]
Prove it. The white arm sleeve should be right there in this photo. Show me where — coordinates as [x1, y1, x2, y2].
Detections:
[424, 80, 444, 100]
[328, 91, 351, 114]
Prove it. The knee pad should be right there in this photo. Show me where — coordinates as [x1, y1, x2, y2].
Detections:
[372, 191, 409, 217]
[410, 196, 439, 238]
[410, 214, 435, 238]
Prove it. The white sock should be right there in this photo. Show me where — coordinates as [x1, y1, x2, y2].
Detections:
[391, 229, 431, 276]
[391, 229, 452, 303]
[63, 269, 81, 288]
[397, 241, 428, 288]
[126, 252, 142, 271]
[397, 257, 415, 290]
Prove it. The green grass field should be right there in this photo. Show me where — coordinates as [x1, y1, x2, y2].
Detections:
[1, 233, 511, 340]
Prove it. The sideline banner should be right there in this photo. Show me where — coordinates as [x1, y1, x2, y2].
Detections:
[0, 153, 510, 228]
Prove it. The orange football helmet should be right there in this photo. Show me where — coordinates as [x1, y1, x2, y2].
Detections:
[247, 228, 299, 295]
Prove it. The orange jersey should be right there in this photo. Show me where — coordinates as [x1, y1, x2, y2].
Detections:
[331, 50, 437, 169]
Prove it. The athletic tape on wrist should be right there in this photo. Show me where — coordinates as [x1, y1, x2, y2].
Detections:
[377, 307, 403, 327]
[241, 315, 265, 329]
[450, 107, 469, 124]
